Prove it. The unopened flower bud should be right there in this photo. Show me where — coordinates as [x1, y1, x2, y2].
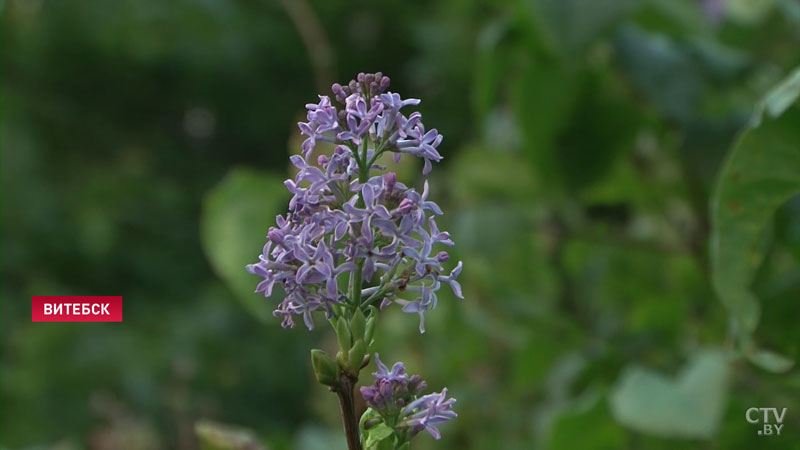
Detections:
[397, 198, 414, 215]
[363, 418, 382, 430]
[384, 172, 397, 190]
[267, 228, 283, 244]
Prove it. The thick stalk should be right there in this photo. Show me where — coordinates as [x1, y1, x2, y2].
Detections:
[335, 374, 362, 450]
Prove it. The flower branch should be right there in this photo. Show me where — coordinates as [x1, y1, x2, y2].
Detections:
[246, 72, 462, 450]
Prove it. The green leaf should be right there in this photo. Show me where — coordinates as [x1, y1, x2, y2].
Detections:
[374, 438, 395, 450]
[364, 311, 377, 346]
[194, 420, 266, 450]
[347, 338, 367, 373]
[710, 67, 800, 335]
[350, 307, 366, 341]
[310, 349, 340, 387]
[336, 317, 352, 353]
[200, 168, 288, 322]
[757, 67, 800, 120]
[364, 423, 395, 449]
[746, 349, 795, 373]
[609, 350, 730, 439]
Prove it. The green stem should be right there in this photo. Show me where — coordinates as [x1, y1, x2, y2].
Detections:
[361, 258, 401, 307]
[350, 138, 371, 310]
[362, 284, 394, 308]
[352, 262, 364, 309]
[364, 140, 389, 169]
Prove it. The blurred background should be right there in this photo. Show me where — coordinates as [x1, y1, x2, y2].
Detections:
[2, 0, 800, 449]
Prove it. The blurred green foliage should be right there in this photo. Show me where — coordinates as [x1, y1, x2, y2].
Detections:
[2, 0, 799, 449]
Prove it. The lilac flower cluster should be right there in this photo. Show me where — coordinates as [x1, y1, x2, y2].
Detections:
[360, 355, 457, 441]
[359, 354, 428, 413]
[246, 73, 463, 332]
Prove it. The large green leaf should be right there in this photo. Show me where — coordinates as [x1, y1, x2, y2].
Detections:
[609, 350, 730, 439]
[201, 168, 288, 322]
[710, 67, 800, 336]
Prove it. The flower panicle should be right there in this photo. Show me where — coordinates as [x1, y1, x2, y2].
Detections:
[246, 73, 463, 332]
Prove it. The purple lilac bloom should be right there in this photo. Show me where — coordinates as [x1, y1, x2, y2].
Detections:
[359, 354, 427, 413]
[360, 354, 457, 440]
[400, 388, 458, 440]
[246, 73, 463, 331]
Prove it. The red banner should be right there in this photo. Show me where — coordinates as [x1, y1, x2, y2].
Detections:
[31, 296, 123, 322]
